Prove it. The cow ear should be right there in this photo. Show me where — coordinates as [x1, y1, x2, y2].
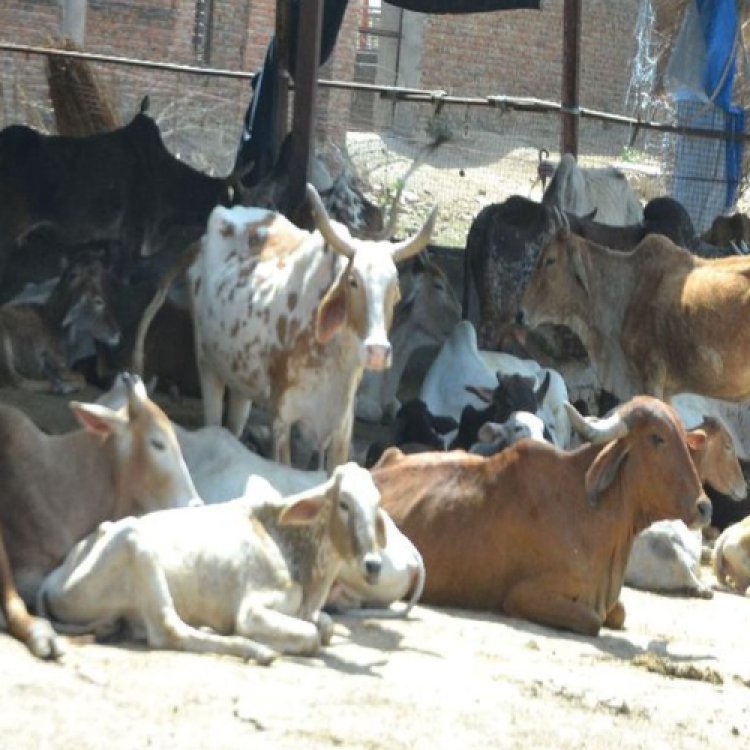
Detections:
[376, 510, 388, 548]
[279, 494, 326, 526]
[686, 429, 707, 454]
[570, 245, 590, 295]
[315, 265, 351, 344]
[70, 402, 128, 439]
[465, 384, 493, 403]
[584, 439, 629, 507]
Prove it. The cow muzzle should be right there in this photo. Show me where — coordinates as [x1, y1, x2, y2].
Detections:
[363, 342, 392, 371]
[690, 496, 713, 529]
[362, 553, 382, 586]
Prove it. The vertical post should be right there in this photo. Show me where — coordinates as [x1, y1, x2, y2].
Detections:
[560, 0, 581, 157]
[274, 0, 291, 153]
[287, 0, 324, 225]
[60, 0, 87, 46]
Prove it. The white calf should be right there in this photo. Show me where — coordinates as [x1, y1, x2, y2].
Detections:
[714, 518, 750, 594]
[38, 464, 385, 663]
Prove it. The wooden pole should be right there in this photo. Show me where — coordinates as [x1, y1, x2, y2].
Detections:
[274, 0, 291, 156]
[560, 0, 581, 157]
[287, 0, 324, 225]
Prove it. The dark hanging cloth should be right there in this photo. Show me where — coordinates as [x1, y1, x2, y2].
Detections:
[384, 0, 540, 12]
[234, 0, 349, 186]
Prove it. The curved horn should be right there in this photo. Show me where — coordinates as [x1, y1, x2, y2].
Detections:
[306, 183, 357, 259]
[564, 401, 628, 445]
[390, 205, 438, 264]
[123, 372, 148, 414]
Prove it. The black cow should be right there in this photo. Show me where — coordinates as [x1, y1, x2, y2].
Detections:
[0, 111, 237, 298]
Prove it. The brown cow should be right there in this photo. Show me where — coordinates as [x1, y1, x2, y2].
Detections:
[0, 374, 201, 659]
[703, 211, 750, 249]
[371, 396, 710, 636]
[520, 229, 750, 402]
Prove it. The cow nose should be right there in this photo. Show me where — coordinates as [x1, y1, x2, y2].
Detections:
[695, 496, 712, 528]
[364, 342, 392, 371]
[363, 554, 382, 584]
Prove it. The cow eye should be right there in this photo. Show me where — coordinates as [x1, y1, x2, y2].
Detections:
[150, 438, 167, 451]
[348, 277, 358, 289]
[433, 282, 445, 291]
[338, 499, 349, 512]
[649, 433, 665, 447]
[93, 297, 105, 310]
[544, 256, 555, 267]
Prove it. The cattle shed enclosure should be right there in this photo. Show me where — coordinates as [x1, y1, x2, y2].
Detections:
[0, 0, 748, 243]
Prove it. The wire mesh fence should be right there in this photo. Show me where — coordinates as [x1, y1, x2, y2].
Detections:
[0, 0, 746, 247]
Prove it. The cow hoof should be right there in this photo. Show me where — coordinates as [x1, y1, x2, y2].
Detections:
[252, 645, 277, 666]
[316, 612, 335, 646]
[28, 618, 64, 660]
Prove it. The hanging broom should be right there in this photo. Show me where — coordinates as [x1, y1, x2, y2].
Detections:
[45, 37, 120, 136]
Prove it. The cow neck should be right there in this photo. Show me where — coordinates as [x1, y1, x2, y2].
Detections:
[258, 501, 342, 621]
[573, 441, 640, 614]
[50, 429, 122, 537]
[576, 244, 644, 400]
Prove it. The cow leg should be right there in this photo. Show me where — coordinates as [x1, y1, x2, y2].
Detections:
[603, 599, 625, 629]
[503, 580, 603, 636]
[235, 602, 322, 656]
[0, 527, 61, 659]
[198, 366, 225, 428]
[227, 389, 252, 437]
[272, 418, 292, 465]
[326, 409, 355, 474]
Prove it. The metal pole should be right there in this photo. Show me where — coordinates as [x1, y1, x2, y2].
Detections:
[561, 0, 581, 157]
[274, 0, 291, 155]
[60, 0, 87, 46]
[287, 0, 324, 224]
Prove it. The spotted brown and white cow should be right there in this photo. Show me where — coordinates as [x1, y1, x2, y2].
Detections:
[138, 185, 436, 473]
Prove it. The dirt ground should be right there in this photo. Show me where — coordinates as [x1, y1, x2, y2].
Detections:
[1, 584, 749, 750]
[2, 386, 750, 750]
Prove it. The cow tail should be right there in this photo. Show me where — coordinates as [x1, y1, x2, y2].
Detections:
[131, 241, 202, 376]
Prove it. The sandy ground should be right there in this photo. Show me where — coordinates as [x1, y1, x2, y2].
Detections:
[2, 584, 750, 750]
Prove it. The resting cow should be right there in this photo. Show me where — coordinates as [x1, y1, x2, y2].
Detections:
[371, 396, 711, 635]
[520, 228, 750, 402]
[713, 515, 750, 594]
[38, 465, 385, 663]
[625, 417, 746, 597]
[0, 374, 200, 659]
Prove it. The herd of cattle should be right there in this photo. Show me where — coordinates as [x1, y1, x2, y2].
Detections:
[2, 107, 750, 665]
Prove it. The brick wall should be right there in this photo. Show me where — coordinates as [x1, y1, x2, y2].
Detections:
[419, 0, 639, 115]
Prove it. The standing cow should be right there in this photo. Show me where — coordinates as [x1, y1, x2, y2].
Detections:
[520, 228, 750, 402]
[138, 184, 437, 472]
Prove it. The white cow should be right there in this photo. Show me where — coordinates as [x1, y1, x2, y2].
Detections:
[38, 464, 386, 663]
[356, 256, 461, 423]
[420, 321, 571, 448]
[140, 184, 436, 473]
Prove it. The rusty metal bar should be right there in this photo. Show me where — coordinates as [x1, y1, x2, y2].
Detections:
[560, 0, 581, 157]
[274, 0, 291, 156]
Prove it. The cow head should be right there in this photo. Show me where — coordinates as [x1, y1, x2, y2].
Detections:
[280, 462, 386, 585]
[689, 417, 747, 501]
[518, 228, 592, 340]
[57, 255, 121, 359]
[309, 184, 438, 371]
[565, 397, 712, 530]
[70, 373, 201, 514]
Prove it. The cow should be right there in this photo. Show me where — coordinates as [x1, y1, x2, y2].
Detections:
[0, 374, 201, 659]
[0, 253, 121, 394]
[420, 321, 571, 448]
[356, 255, 462, 423]
[713, 515, 750, 594]
[37, 465, 385, 663]
[542, 153, 643, 226]
[371, 396, 711, 635]
[520, 228, 750, 403]
[468, 411, 548, 456]
[0, 110, 237, 290]
[625, 416, 747, 597]
[703, 211, 750, 250]
[135, 184, 436, 473]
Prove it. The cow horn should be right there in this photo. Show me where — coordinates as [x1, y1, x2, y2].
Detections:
[564, 401, 628, 444]
[390, 205, 438, 263]
[306, 183, 357, 259]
